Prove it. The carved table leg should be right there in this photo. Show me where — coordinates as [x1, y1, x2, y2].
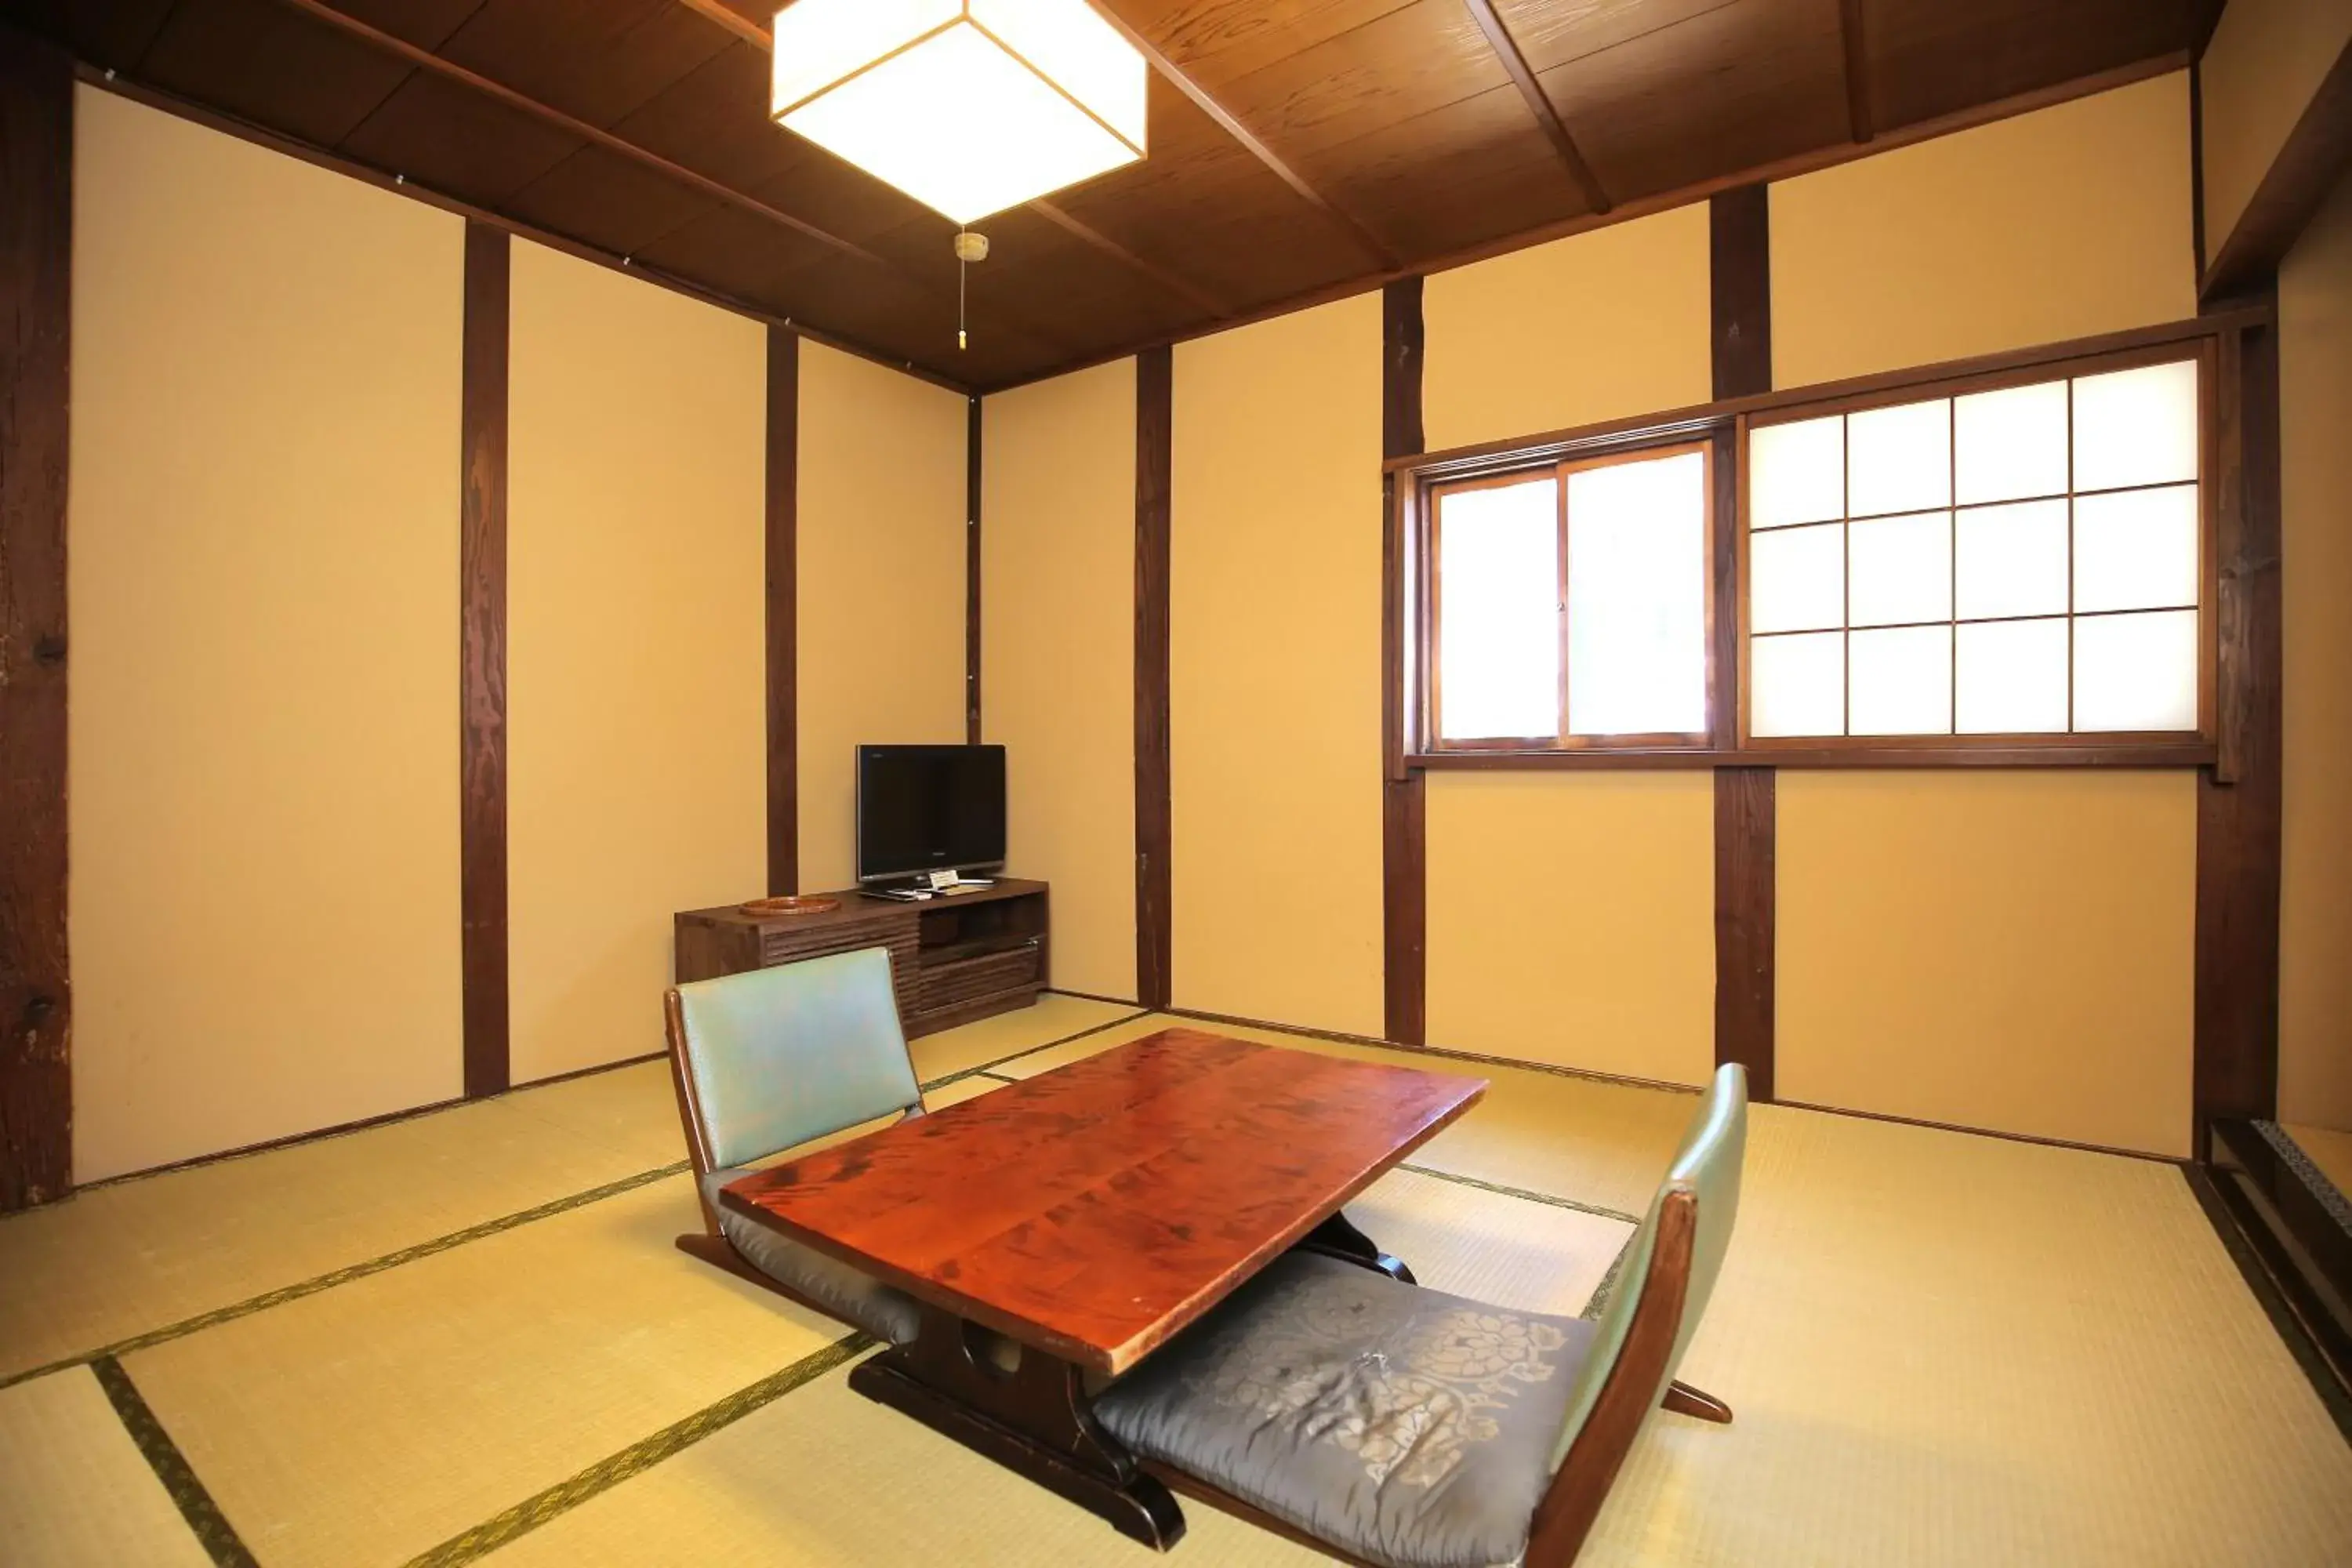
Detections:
[1295, 1209, 1415, 1284]
[848, 1308, 1186, 1550]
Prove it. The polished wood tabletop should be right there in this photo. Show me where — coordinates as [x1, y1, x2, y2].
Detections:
[719, 1027, 1486, 1375]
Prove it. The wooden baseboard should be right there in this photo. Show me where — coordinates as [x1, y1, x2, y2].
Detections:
[77, 1051, 665, 1192]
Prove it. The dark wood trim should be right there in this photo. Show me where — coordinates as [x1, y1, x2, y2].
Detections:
[1412, 742, 2219, 771]
[2190, 58, 2209, 278]
[767, 326, 800, 895]
[1381, 278, 1428, 1048]
[1836, 0, 1874, 143]
[980, 53, 2190, 395]
[0, 22, 74, 1211]
[1711, 769, 1775, 1100]
[78, 67, 973, 395]
[1134, 347, 1174, 1011]
[459, 221, 511, 1100]
[1777, 1094, 2185, 1166]
[1707, 185, 1775, 1103]
[1082, 5, 1399, 270]
[2201, 40, 2352, 302]
[1394, 306, 2267, 474]
[2192, 1127, 2352, 1430]
[2194, 304, 2282, 1152]
[1708, 187, 1773, 402]
[966, 394, 982, 745]
[79, 1049, 666, 1192]
[1462, 0, 1610, 213]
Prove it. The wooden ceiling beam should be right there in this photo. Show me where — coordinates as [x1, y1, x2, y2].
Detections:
[1087, 3, 1402, 270]
[2201, 38, 2352, 301]
[978, 50, 2190, 394]
[673, 0, 1232, 321]
[1462, 0, 1611, 215]
[265, 0, 1080, 362]
[273, 0, 883, 266]
[1838, 0, 1875, 143]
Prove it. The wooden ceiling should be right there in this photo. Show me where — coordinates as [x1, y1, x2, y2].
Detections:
[27, 0, 2216, 391]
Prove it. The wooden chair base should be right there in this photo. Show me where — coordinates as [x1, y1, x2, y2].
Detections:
[674, 1232, 854, 1327]
[1664, 1380, 1733, 1424]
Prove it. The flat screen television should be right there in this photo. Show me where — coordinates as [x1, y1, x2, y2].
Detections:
[855, 744, 1007, 885]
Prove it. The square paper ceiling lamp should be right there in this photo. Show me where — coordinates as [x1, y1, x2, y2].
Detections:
[771, 0, 1148, 225]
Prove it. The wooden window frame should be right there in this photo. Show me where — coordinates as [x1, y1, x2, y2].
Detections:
[1425, 441, 1716, 756]
[1385, 310, 2253, 777]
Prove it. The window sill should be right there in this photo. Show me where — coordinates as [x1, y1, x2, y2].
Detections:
[1408, 742, 2217, 771]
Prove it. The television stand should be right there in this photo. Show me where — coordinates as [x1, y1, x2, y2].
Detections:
[674, 878, 1049, 1038]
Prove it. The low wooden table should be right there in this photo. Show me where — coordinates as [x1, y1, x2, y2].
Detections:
[718, 1027, 1486, 1548]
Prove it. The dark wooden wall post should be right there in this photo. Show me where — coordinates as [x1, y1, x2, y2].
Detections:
[767, 326, 800, 896]
[459, 220, 511, 1100]
[1709, 185, 1777, 1102]
[2193, 300, 2283, 1153]
[1134, 347, 1174, 1010]
[967, 394, 983, 745]
[0, 24, 74, 1209]
[1381, 278, 1428, 1047]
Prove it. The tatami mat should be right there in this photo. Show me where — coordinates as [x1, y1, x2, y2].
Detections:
[997, 1011, 1692, 1217]
[11, 994, 2352, 1568]
[1580, 1105, 2352, 1566]
[1335, 1165, 1631, 1316]
[0, 1368, 210, 1568]
[0, 1058, 683, 1385]
[474, 1363, 1327, 1568]
[905, 994, 1145, 1084]
[121, 1174, 844, 1568]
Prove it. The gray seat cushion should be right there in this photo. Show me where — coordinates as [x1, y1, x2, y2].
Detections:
[704, 1169, 923, 1346]
[1094, 1251, 1593, 1568]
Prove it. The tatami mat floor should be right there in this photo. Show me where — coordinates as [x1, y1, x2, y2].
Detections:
[3, 998, 2347, 1567]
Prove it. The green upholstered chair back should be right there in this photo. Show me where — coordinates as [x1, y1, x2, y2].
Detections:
[673, 948, 921, 1172]
[1546, 1062, 1748, 1470]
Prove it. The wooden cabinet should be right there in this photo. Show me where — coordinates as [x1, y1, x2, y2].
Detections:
[675, 880, 1049, 1037]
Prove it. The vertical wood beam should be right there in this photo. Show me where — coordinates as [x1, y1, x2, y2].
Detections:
[1837, 0, 1874, 144]
[458, 220, 510, 1101]
[1381, 278, 1428, 1047]
[1709, 186, 1777, 1102]
[0, 24, 74, 1209]
[766, 325, 800, 896]
[967, 394, 982, 744]
[2194, 304, 2283, 1151]
[1134, 347, 1174, 1010]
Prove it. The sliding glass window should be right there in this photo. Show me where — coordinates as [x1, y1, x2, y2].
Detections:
[1428, 443, 1711, 753]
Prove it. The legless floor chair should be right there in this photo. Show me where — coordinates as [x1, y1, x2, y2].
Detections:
[1092, 1064, 1749, 1568]
[664, 947, 926, 1344]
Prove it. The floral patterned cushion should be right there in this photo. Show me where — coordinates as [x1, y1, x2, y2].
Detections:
[1094, 1250, 1594, 1568]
